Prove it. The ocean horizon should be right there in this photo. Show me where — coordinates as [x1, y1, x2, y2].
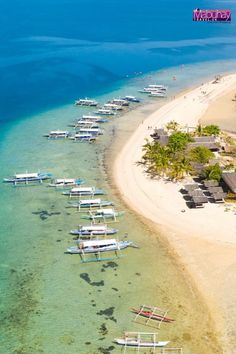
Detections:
[1, 1, 236, 353]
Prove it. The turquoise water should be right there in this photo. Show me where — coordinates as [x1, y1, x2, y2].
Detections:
[1, 60, 236, 353]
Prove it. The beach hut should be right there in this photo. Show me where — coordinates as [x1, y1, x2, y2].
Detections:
[191, 196, 208, 207]
[203, 180, 219, 188]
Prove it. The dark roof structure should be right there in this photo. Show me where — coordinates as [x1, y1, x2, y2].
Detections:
[188, 189, 205, 197]
[194, 136, 216, 143]
[192, 196, 208, 204]
[187, 142, 219, 151]
[208, 186, 224, 194]
[222, 172, 236, 193]
[184, 184, 199, 192]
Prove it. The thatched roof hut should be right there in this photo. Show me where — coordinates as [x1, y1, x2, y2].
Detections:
[222, 172, 236, 193]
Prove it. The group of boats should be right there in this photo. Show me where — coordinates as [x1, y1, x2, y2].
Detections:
[139, 84, 168, 97]
[44, 95, 141, 142]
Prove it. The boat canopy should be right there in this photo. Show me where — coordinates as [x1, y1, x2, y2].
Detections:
[81, 225, 107, 231]
[50, 130, 68, 134]
[82, 115, 101, 119]
[79, 128, 100, 132]
[55, 178, 75, 183]
[80, 199, 101, 204]
[15, 173, 38, 179]
[80, 239, 116, 247]
[71, 187, 93, 192]
[95, 208, 114, 214]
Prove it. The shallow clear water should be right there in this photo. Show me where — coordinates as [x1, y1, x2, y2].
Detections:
[1, 60, 236, 353]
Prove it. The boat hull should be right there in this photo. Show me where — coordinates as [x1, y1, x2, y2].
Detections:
[114, 339, 169, 347]
[70, 229, 118, 236]
[67, 240, 132, 254]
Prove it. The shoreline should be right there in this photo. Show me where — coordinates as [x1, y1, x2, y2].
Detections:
[112, 74, 236, 352]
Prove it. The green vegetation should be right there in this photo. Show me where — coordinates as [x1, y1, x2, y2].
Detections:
[165, 120, 180, 132]
[202, 125, 221, 136]
[201, 163, 222, 182]
[189, 146, 214, 164]
[168, 132, 193, 153]
[141, 122, 230, 181]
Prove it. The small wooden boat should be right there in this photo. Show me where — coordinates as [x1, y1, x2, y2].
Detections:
[131, 308, 174, 322]
[122, 95, 140, 103]
[69, 133, 97, 142]
[44, 130, 70, 139]
[63, 187, 105, 197]
[67, 238, 132, 254]
[3, 172, 52, 185]
[48, 178, 84, 188]
[81, 208, 124, 222]
[114, 332, 169, 348]
[70, 224, 118, 236]
[67, 198, 113, 209]
[74, 98, 98, 106]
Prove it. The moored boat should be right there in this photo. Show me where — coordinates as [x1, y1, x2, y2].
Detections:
[63, 186, 105, 197]
[77, 127, 103, 135]
[122, 95, 140, 103]
[109, 98, 129, 106]
[74, 98, 98, 106]
[3, 172, 52, 184]
[81, 208, 124, 221]
[70, 224, 118, 236]
[114, 332, 169, 348]
[48, 178, 84, 188]
[69, 133, 97, 142]
[44, 130, 70, 139]
[131, 308, 174, 322]
[67, 198, 113, 209]
[95, 109, 116, 115]
[149, 92, 166, 97]
[103, 103, 123, 110]
[67, 238, 132, 254]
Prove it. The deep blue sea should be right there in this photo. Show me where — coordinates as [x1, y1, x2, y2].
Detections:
[0, 0, 236, 125]
[1, 1, 236, 353]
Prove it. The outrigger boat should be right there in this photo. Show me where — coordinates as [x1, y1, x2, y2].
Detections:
[132, 307, 174, 323]
[74, 121, 100, 128]
[69, 133, 97, 142]
[95, 108, 116, 115]
[77, 127, 103, 135]
[149, 92, 166, 98]
[70, 224, 118, 236]
[74, 98, 98, 106]
[67, 238, 132, 254]
[109, 98, 129, 106]
[114, 332, 169, 348]
[122, 95, 140, 103]
[44, 130, 71, 139]
[81, 208, 124, 222]
[48, 178, 84, 188]
[67, 198, 113, 210]
[63, 186, 105, 197]
[103, 103, 123, 110]
[81, 115, 108, 122]
[3, 172, 52, 185]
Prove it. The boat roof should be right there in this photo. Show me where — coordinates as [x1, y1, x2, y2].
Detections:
[79, 128, 100, 132]
[82, 115, 101, 119]
[71, 187, 94, 192]
[80, 239, 116, 247]
[80, 199, 101, 204]
[55, 178, 75, 183]
[50, 130, 68, 134]
[74, 133, 93, 138]
[95, 208, 113, 214]
[15, 173, 38, 178]
[81, 225, 107, 231]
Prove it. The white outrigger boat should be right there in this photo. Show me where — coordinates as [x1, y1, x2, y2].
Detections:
[63, 186, 105, 197]
[67, 198, 113, 210]
[48, 178, 84, 188]
[95, 108, 116, 115]
[81, 208, 124, 222]
[103, 103, 123, 111]
[74, 98, 98, 106]
[70, 224, 118, 236]
[69, 133, 97, 142]
[77, 127, 103, 135]
[81, 115, 108, 123]
[44, 130, 70, 139]
[3, 172, 52, 185]
[149, 91, 166, 98]
[67, 238, 133, 254]
[122, 95, 140, 103]
[114, 332, 169, 349]
[109, 98, 129, 106]
[74, 120, 100, 128]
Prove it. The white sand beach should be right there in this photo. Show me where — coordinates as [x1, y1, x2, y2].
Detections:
[114, 74, 236, 353]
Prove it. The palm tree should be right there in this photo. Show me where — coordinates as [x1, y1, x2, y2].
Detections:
[169, 155, 192, 180]
[166, 120, 180, 132]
